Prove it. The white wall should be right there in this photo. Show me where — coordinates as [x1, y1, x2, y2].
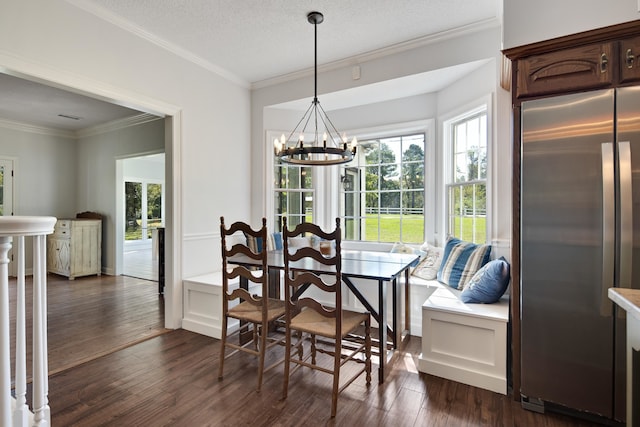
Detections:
[77, 118, 165, 273]
[0, 0, 251, 328]
[123, 154, 165, 181]
[0, 124, 76, 217]
[503, 0, 640, 49]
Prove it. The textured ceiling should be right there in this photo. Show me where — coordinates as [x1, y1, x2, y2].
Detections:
[0, 73, 143, 131]
[72, 0, 500, 84]
[2, 1, 500, 131]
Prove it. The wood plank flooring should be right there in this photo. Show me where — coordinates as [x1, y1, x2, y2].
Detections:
[11, 274, 167, 379]
[20, 274, 605, 426]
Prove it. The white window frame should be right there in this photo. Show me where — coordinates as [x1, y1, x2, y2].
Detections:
[265, 129, 328, 231]
[337, 124, 432, 246]
[266, 121, 433, 250]
[439, 95, 493, 245]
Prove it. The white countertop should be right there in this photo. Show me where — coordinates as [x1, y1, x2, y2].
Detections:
[608, 288, 640, 320]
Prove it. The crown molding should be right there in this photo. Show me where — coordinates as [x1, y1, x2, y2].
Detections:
[0, 118, 75, 138]
[65, 0, 250, 89]
[76, 113, 162, 138]
[251, 17, 501, 90]
[0, 113, 161, 139]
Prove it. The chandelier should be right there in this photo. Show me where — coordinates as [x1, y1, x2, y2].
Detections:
[273, 11, 357, 166]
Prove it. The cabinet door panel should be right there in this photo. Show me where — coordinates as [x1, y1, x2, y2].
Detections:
[620, 36, 640, 84]
[517, 42, 614, 98]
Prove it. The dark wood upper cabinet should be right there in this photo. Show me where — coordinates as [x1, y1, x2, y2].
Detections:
[516, 42, 614, 98]
[620, 36, 640, 84]
[506, 20, 640, 100]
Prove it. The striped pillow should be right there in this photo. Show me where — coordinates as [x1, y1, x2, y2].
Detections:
[266, 232, 283, 250]
[437, 237, 492, 290]
[245, 235, 263, 253]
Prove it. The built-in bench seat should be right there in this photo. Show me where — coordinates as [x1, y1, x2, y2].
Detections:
[182, 272, 239, 339]
[412, 276, 509, 395]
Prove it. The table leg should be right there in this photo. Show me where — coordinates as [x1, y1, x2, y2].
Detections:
[392, 277, 399, 348]
[268, 267, 280, 299]
[378, 278, 387, 384]
[341, 275, 395, 384]
[405, 268, 411, 335]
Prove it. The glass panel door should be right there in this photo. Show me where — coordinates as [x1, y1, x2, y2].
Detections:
[125, 181, 143, 241]
[147, 183, 162, 238]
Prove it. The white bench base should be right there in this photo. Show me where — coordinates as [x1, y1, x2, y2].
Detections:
[417, 280, 509, 395]
[182, 272, 240, 339]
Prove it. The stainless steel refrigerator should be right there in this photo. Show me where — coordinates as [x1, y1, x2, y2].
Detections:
[520, 86, 640, 422]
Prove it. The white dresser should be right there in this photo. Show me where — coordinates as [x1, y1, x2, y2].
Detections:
[47, 218, 102, 280]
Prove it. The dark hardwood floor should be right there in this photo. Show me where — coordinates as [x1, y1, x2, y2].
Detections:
[20, 274, 603, 426]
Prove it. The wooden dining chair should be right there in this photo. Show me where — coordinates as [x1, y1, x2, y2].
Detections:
[281, 218, 371, 417]
[218, 216, 286, 392]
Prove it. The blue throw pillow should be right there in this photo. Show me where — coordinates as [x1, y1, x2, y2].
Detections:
[272, 232, 283, 250]
[460, 257, 510, 304]
[437, 237, 492, 290]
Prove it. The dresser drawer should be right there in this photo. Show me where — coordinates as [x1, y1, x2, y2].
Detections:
[53, 219, 71, 238]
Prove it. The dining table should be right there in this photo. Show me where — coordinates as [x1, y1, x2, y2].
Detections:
[227, 248, 419, 383]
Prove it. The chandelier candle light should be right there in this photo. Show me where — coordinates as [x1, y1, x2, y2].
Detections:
[274, 11, 357, 166]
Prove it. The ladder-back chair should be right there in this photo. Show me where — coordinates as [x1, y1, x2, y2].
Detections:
[281, 218, 371, 417]
[218, 217, 285, 391]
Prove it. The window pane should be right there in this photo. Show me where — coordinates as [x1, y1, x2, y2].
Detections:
[401, 213, 424, 244]
[125, 181, 142, 240]
[365, 193, 379, 216]
[364, 141, 379, 164]
[273, 156, 314, 230]
[147, 183, 162, 238]
[365, 166, 379, 191]
[402, 190, 424, 215]
[343, 217, 359, 241]
[378, 191, 400, 242]
[341, 132, 425, 243]
[303, 191, 313, 222]
[289, 191, 303, 216]
[365, 215, 379, 242]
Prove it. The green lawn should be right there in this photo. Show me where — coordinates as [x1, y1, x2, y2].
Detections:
[361, 214, 485, 244]
[364, 215, 424, 243]
[125, 219, 163, 240]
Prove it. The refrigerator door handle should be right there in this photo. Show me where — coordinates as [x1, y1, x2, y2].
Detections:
[619, 141, 633, 288]
[602, 142, 615, 316]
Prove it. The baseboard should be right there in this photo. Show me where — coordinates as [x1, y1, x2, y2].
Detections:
[418, 355, 506, 394]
